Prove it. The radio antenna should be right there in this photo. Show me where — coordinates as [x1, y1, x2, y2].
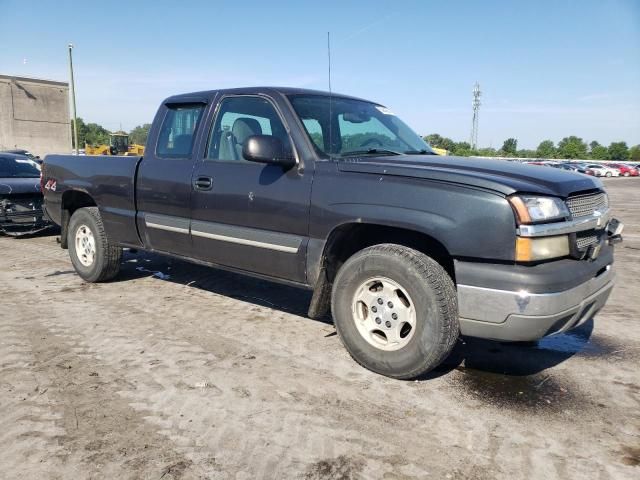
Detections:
[327, 31, 332, 95]
[327, 31, 333, 156]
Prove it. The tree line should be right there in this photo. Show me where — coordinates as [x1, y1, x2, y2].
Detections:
[71, 118, 151, 149]
[424, 134, 640, 162]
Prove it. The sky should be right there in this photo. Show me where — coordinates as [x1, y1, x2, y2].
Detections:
[1, 0, 639, 149]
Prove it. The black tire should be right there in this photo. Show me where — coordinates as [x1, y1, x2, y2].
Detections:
[67, 207, 122, 282]
[606, 172, 612, 177]
[331, 244, 459, 379]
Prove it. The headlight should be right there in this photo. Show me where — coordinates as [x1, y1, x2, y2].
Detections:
[509, 195, 570, 224]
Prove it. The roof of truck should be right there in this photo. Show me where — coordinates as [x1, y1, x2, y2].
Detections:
[163, 86, 375, 105]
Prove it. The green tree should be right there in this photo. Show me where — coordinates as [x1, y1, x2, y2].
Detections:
[501, 138, 518, 156]
[629, 145, 640, 162]
[71, 117, 85, 149]
[590, 145, 609, 160]
[424, 134, 456, 152]
[607, 141, 629, 161]
[476, 147, 497, 157]
[536, 140, 556, 158]
[71, 117, 110, 148]
[517, 149, 536, 158]
[129, 123, 152, 146]
[557, 136, 587, 159]
[424, 133, 443, 146]
[84, 122, 110, 146]
[451, 141, 472, 156]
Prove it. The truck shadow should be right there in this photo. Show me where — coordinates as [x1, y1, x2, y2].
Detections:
[440, 320, 597, 377]
[116, 249, 315, 318]
[115, 249, 620, 380]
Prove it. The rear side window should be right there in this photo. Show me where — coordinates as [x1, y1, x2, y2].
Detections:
[156, 104, 204, 158]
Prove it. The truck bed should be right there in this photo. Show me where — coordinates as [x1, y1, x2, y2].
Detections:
[43, 154, 143, 247]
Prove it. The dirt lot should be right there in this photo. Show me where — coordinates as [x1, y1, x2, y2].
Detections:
[1, 178, 639, 480]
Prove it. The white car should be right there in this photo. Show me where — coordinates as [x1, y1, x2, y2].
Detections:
[584, 164, 620, 177]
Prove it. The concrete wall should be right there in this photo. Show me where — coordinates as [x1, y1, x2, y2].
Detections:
[0, 74, 72, 157]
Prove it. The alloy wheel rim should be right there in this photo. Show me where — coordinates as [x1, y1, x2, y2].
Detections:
[351, 276, 416, 351]
[75, 224, 96, 267]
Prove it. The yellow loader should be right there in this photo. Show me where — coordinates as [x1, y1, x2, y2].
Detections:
[85, 132, 145, 156]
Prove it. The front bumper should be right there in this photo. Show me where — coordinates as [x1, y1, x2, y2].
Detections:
[457, 264, 614, 341]
[455, 214, 621, 341]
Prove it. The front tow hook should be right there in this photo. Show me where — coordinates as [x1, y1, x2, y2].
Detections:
[607, 218, 624, 245]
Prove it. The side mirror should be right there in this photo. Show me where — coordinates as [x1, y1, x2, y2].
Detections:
[242, 135, 296, 169]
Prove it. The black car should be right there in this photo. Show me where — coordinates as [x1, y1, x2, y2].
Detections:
[0, 153, 51, 236]
[1, 149, 42, 164]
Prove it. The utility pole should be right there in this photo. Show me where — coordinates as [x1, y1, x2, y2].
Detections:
[68, 43, 79, 154]
[470, 82, 481, 150]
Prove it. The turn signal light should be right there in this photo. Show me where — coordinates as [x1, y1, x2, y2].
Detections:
[515, 235, 570, 262]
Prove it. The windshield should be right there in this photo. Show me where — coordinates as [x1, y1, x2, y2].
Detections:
[0, 157, 41, 178]
[288, 95, 434, 158]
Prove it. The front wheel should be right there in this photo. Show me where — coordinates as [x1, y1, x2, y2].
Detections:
[606, 172, 612, 177]
[68, 207, 122, 282]
[331, 244, 459, 379]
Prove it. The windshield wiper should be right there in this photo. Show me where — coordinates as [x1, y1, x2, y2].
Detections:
[340, 148, 403, 157]
[404, 149, 438, 155]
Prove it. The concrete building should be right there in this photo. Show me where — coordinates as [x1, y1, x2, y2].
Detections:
[0, 74, 72, 157]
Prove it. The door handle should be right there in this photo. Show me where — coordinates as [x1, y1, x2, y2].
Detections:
[194, 176, 213, 191]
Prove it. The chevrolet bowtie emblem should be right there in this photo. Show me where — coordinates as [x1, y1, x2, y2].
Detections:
[594, 209, 603, 227]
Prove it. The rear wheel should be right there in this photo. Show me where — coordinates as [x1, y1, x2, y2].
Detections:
[331, 244, 459, 379]
[606, 171, 612, 177]
[68, 207, 121, 282]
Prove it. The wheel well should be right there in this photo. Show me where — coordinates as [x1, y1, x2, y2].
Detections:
[59, 190, 97, 248]
[322, 223, 455, 284]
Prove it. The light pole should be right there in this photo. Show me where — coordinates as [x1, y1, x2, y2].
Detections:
[68, 43, 79, 154]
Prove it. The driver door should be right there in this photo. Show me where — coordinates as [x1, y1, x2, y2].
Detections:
[189, 95, 312, 282]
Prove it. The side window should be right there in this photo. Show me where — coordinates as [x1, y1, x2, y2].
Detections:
[156, 104, 204, 158]
[207, 96, 290, 161]
[302, 119, 324, 151]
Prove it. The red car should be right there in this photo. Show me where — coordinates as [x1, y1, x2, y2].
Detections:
[607, 163, 639, 177]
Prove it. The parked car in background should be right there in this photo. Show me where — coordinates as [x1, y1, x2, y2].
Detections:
[1, 149, 42, 164]
[0, 153, 51, 236]
[557, 163, 589, 174]
[584, 164, 620, 177]
[606, 163, 638, 177]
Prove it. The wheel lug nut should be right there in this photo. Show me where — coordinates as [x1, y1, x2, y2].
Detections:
[388, 301, 394, 308]
[375, 317, 382, 324]
[385, 321, 392, 328]
[392, 313, 398, 320]
[377, 298, 383, 305]
[371, 306, 377, 313]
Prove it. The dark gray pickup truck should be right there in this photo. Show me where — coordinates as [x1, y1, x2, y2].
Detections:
[42, 87, 623, 379]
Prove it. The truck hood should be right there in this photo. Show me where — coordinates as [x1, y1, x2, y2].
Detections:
[337, 155, 602, 197]
[0, 177, 42, 196]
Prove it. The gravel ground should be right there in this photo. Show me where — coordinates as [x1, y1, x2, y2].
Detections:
[1, 178, 639, 480]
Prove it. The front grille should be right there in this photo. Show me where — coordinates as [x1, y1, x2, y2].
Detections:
[566, 192, 608, 218]
[576, 230, 599, 249]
